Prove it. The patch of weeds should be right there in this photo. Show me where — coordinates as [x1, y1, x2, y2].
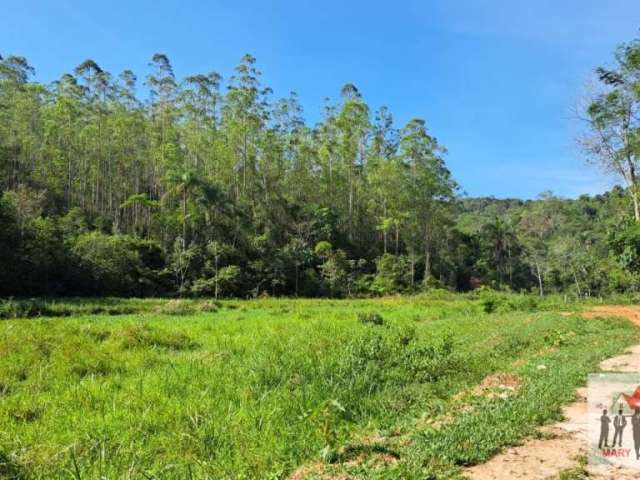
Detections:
[120, 324, 199, 350]
[558, 456, 589, 479]
[70, 355, 116, 378]
[543, 329, 576, 347]
[197, 300, 221, 313]
[478, 288, 539, 314]
[89, 306, 137, 315]
[33, 336, 54, 359]
[0, 382, 13, 396]
[311, 399, 353, 457]
[494, 334, 532, 357]
[154, 300, 195, 316]
[0, 450, 25, 479]
[12, 368, 28, 382]
[342, 328, 460, 390]
[85, 328, 111, 342]
[330, 443, 400, 464]
[402, 334, 460, 382]
[11, 407, 42, 423]
[0, 298, 53, 319]
[357, 312, 385, 326]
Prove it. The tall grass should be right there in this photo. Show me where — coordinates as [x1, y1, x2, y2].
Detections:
[0, 295, 636, 478]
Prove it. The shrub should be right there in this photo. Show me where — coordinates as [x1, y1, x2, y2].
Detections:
[370, 254, 410, 295]
[191, 265, 242, 298]
[72, 232, 163, 295]
[314, 240, 333, 257]
[477, 287, 538, 314]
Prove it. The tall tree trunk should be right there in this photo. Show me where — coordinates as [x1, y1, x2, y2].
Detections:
[535, 260, 543, 296]
[571, 265, 582, 297]
[410, 258, 415, 289]
[424, 250, 431, 282]
[631, 184, 640, 222]
[182, 188, 188, 249]
[394, 222, 399, 255]
[424, 224, 431, 281]
[214, 254, 219, 300]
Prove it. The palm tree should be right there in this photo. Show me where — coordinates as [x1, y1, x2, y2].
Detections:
[482, 216, 517, 286]
[163, 167, 201, 249]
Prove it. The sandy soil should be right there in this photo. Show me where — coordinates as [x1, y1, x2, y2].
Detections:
[465, 305, 640, 480]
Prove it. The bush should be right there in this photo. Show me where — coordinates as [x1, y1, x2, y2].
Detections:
[477, 287, 538, 313]
[370, 254, 410, 295]
[72, 232, 163, 296]
[191, 265, 242, 298]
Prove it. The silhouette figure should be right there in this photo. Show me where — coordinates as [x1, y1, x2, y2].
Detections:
[599, 409, 611, 449]
[632, 407, 640, 459]
[613, 408, 627, 447]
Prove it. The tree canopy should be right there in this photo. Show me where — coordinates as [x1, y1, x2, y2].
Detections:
[1, 47, 640, 298]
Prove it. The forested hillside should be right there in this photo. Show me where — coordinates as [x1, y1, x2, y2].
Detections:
[1, 46, 640, 298]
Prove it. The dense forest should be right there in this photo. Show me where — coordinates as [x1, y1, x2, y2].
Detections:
[1, 40, 640, 298]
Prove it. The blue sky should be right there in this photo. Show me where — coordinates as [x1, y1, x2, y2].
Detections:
[2, 0, 640, 199]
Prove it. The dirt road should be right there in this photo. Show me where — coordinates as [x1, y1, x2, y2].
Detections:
[465, 305, 640, 480]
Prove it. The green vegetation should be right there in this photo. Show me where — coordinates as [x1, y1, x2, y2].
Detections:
[558, 457, 589, 480]
[2, 37, 640, 298]
[0, 295, 636, 478]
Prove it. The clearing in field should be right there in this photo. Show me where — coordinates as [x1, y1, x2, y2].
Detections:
[0, 294, 638, 479]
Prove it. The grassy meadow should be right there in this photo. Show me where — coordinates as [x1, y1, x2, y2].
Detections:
[0, 293, 638, 479]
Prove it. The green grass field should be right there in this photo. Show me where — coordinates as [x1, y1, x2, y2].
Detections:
[0, 294, 637, 479]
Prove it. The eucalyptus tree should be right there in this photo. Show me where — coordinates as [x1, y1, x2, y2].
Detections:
[74, 59, 115, 216]
[399, 118, 457, 282]
[0, 55, 39, 190]
[368, 106, 403, 253]
[111, 70, 151, 233]
[222, 54, 267, 203]
[334, 84, 370, 242]
[0, 54, 35, 83]
[146, 53, 179, 197]
[180, 72, 222, 174]
[43, 73, 85, 207]
[272, 91, 309, 203]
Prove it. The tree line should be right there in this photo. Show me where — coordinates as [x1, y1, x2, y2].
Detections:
[1, 40, 639, 298]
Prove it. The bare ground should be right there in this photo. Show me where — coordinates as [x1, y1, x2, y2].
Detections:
[464, 305, 640, 480]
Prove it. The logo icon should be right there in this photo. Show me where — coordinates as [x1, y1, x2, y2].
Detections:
[589, 374, 640, 468]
